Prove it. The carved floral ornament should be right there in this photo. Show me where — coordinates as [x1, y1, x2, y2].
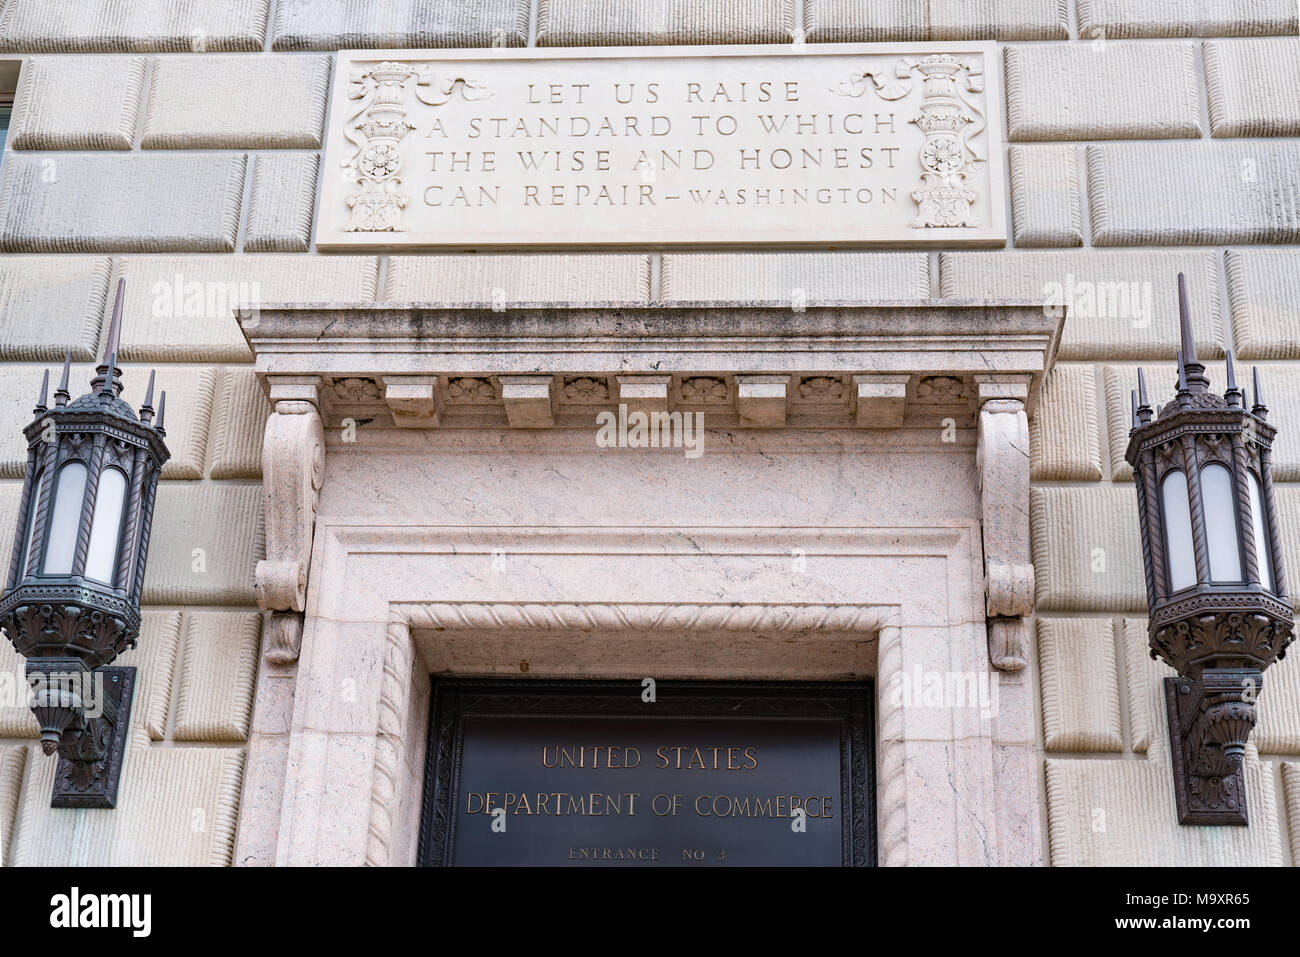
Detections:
[832, 53, 987, 228]
[341, 61, 493, 233]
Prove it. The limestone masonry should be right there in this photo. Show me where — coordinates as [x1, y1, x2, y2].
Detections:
[0, 0, 1297, 867]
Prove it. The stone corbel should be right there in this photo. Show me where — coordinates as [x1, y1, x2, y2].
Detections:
[975, 375, 1035, 671]
[255, 376, 325, 665]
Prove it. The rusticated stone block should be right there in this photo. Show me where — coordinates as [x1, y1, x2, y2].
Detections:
[1087, 142, 1300, 245]
[0, 747, 24, 866]
[10, 56, 146, 150]
[109, 255, 380, 361]
[143, 55, 330, 149]
[660, 252, 930, 303]
[805, 0, 1067, 41]
[384, 254, 650, 304]
[246, 154, 319, 252]
[142, 484, 264, 605]
[1278, 488, 1300, 614]
[1284, 765, 1300, 862]
[0, 636, 36, 738]
[1029, 364, 1102, 481]
[0, 154, 246, 253]
[209, 367, 271, 478]
[1005, 43, 1200, 141]
[1226, 249, 1300, 359]
[1009, 146, 1083, 247]
[1077, 0, 1297, 39]
[1122, 617, 1169, 753]
[0, 0, 270, 52]
[538, 0, 794, 45]
[273, 0, 527, 50]
[1030, 486, 1145, 612]
[1046, 750, 1282, 865]
[119, 364, 216, 479]
[939, 250, 1223, 361]
[175, 611, 262, 741]
[0, 256, 110, 361]
[1205, 39, 1300, 137]
[0, 363, 214, 480]
[1037, 618, 1123, 752]
[114, 610, 183, 742]
[13, 745, 246, 865]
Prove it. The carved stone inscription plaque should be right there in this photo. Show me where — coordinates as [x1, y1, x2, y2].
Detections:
[319, 43, 1004, 249]
[420, 680, 874, 866]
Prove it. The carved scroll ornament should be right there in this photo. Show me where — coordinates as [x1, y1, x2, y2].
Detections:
[976, 377, 1035, 671]
[255, 386, 325, 664]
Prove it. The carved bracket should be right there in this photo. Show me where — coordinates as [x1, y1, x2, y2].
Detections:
[976, 375, 1035, 671]
[255, 377, 325, 664]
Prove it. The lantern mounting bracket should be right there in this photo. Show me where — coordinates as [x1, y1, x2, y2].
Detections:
[41, 665, 137, 809]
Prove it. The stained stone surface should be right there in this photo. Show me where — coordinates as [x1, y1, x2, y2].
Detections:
[1087, 142, 1300, 245]
[940, 250, 1223, 360]
[0, 0, 271, 52]
[0, 154, 247, 253]
[272, 0, 528, 50]
[1076, 0, 1298, 38]
[806, 0, 1068, 41]
[537, 0, 795, 45]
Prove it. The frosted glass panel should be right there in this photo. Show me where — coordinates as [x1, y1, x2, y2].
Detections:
[21, 471, 41, 576]
[1161, 470, 1197, 592]
[1201, 464, 1243, 582]
[1249, 473, 1273, 591]
[42, 463, 87, 575]
[85, 467, 127, 585]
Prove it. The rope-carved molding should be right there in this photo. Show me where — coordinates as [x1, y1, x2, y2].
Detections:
[364, 602, 902, 867]
[396, 602, 894, 634]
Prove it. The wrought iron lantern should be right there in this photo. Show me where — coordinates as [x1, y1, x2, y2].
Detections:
[0, 279, 169, 807]
[1125, 274, 1293, 825]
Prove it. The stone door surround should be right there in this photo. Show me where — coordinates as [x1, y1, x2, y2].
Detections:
[232, 299, 1062, 866]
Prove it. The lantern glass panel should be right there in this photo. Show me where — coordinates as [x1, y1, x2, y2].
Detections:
[1249, 471, 1273, 591]
[1201, 463, 1243, 582]
[20, 470, 41, 576]
[42, 462, 87, 575]
[85, 466, 127, 585]
[1161, 470, 1197, 592]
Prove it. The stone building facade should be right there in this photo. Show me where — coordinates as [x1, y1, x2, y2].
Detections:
[0, 0, 1298, 866]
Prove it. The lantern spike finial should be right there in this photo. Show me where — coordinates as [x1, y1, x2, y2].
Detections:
[1130, 390, 1140, 429]
[91, 278, 126, 397]
[33, 369, 49, 416]
[155, 390, 166, 436]
[54, 352, 71, 407]
[139, 370, 156, 425]
[1175, 348, 1190, 408]
[1176, 273, 1209, 393]
[1136, 367, 1152, 424]
[1252, 366, 1268, 419]
[1225, 349, 1242, 407]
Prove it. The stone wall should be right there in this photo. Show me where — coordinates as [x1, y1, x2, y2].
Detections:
[0, 0, 1298, 865]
